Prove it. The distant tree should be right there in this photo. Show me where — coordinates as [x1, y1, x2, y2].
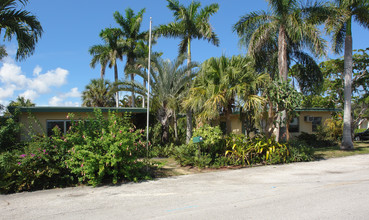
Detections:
[233, 0, 326, 141]
[89, 28, 123, 107]
[82, 79, 116, 107]
[156, 0, 219, 143]
[114, 8, 147, 107]
[323, 0, 369, 150]
[8, 96, 35, 107]
[118, 55, 197, 143]
[0, 0, 43, 60]
[184, 55, 267, 135]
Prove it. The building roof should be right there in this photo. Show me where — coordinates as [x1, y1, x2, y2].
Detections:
[8, 106, 147, 114]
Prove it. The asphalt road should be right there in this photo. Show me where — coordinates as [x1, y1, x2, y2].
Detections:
[1, 154, 369, 220]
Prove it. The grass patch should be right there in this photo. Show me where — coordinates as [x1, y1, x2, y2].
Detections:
[314, 141, 369, 159]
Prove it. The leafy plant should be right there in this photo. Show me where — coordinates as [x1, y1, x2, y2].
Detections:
[226, 135, 290, 165]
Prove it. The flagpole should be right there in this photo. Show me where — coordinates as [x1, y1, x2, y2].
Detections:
[146, 17, 152, 159]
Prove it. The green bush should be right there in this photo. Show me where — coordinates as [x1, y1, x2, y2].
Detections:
[226, 135, 290, 165]
[0, 109, 151, 193]
[297, 132, 335, 148]
[172, 125, 228, 168]
[0, 118, 21, 153]
[62, 110, 149, 186]
[0, 131, 76, 194]
[286, 139, 315, 162]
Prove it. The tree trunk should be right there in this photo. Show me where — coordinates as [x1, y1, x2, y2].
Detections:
[278, 26, 288, 142]
[186, 38, 193, 143]
[100, 67, 105, 79]
[225, 104, 232, 134]
[341, 18, 354, 150]
[131, 73, 135, 107]
[142, 79, 146, 108]
[173, 108, 178, 143]
[266, 99, 275, 138]
[114, 63, 119, 108]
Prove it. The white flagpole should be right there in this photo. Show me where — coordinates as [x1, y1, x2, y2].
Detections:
[146, 17, 152, 158]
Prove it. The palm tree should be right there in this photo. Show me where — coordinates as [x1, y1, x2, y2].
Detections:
[133, 40, 162, 108]
[113, 8, 147, 107]
[184, 55, 267, 134]
[233, 0, 326, 141]
[0, 0, 43, 61]
[118, 55, 197, 143]
[89, 28, 123, 107]
[89, 44, 109, 79]
[324, 0, 369, 150]
[8, 96, 35, 107]
[155, 0, 219, 143]
[82, 79, 116, 107]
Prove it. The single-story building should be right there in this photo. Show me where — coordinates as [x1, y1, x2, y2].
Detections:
[219, 108, 340, 137]
[8, 106, 147, 140]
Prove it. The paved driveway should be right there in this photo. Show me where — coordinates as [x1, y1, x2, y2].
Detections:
[1, 154, 369, 220]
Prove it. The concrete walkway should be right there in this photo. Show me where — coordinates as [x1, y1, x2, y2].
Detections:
[1, 154, 369, 220]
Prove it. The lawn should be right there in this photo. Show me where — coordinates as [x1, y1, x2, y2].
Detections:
[311, 141, 369, 159]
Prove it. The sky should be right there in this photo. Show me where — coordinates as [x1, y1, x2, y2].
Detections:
[1, 0, 369, 107]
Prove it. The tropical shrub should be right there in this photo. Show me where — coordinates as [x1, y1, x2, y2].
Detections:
[297, 132, 335, 148]
[0, 109, 151, 193]
[0, 130, 75, 194]
[286, 139, 315, 162]
[226, 135, 290, 165]
[0, 118, 21, 153]
[62, 110, 149, 186]
[316, 118, 343, 144]
[172, 125, 227, 168]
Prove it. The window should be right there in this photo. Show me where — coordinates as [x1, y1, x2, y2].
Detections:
[312, 117, 322, 132]
[289, 117, 299, 133]
[47, 120, 73, 136]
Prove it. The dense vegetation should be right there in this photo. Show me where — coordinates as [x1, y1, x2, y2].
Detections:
[1, 0, 369, 193]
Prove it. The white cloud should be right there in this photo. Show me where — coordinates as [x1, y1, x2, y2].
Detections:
[19, 90, 39, 101]
[0, 85, 16, 100]
[0, 62, 28, 87]
[0, 56, 72, 105]
[61, 87, 81, 98]
[29, 68, 68, 93]
[48, 87, 81, 106]
[48, 96, 63, 106]
[33, 65, 42, 76]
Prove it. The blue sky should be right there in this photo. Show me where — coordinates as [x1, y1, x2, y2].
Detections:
[1, 0, 369, 107]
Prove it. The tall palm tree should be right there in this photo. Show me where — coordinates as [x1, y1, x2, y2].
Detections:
[233, 0, 326, 141]
[324, 0, 369, 150]
[82, 78, 116, 107]
[118, 55, 197, 143]
[89, 28, 123, 107]
[113, 8, 147, 107]
[155, 0, 219, 143]
[184, 55, 267, 134]
[0, 0, 43, 61]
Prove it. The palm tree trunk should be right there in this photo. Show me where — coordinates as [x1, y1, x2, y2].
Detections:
[173, 108, 178, 143]
[100, 67, 105, 79]
[341, 18, 354, 150]
[142, 79, 146, 108]
[186, 38, 193, 143]
[226, 104, 232, 134]
[114, 63, 119, 107]
[131, 73, 135, 107]
[278, 26, 288, 142]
